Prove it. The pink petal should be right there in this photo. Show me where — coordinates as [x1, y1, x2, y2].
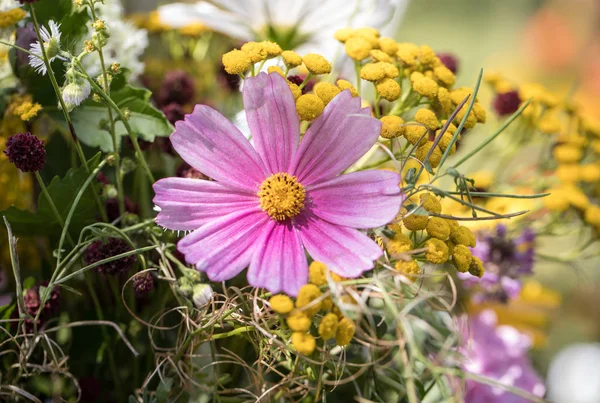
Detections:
[289, 91, 381, 185]
[170, 105, 268, 192]
[297, 213, 382, 278]
[243, 73, 299, 174]
[153, 178, 258, 231]
[307, 170, 402, 229]
[178, 207, 269, 281]
[247, 221, 307, 296]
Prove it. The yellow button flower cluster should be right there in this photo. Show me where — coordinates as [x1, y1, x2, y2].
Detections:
[267, 262, 356, 357]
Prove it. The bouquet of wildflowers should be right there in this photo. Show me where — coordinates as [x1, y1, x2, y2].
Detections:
[0, 0, 561, 401]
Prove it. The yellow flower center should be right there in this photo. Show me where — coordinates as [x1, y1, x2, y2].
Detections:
[258, 173, 305, 221]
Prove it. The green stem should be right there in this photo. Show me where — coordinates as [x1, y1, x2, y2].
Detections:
[35, 172, 75, 247]
[27, 4, 108, 222]
[75, 63, 155, 183]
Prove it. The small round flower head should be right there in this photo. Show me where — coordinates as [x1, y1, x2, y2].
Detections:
[418, 45, 436, 66]
[296, 94, 324, 121]
[295, 284, 322, 317]
[269, 294, 294, 314]
[493, 90, 521, 116]
[344, 36, 372, 60]
[379, 115, 405, 139]
[4, 132, 46, 172]
[222, 49, 251, 75]
[450, 226, 476, 247]
[286, 311, 311, 332]
[335, 317, 355, 346]
[318, 313, 339, 340]
[287, 82, 302, 100]
[437, 53, 459, 74]
[302, 53, 331, 75]
[378, 37, 398, 55]
[62, 77, 91, 111]
[361, 62, 386, 81]
[20, 281, 60, 331]
[580, 164, 600, 182]
[452, 244, 472, 272]
[376, 78, 401, 101]
[404, 125, 428, 146]
[336, 79, 358, 97]
[314, 82, 340, 105]
[468, 256, 485, 277]
[334, 27, 355, 42]
[158, 70, 195, 106]
[434, 65, 456, 87]
[415, 108, 440, 130]
[281, 50, 302, 68]
[437, 87, 453, 113]
[386, 232, 413, 255]
[161, 103, 185, 125]
[292, 332, 316, 355]
[416, 141, 443, 168]
[267, 65, 285, 77]
[29, 20, 63, 75]
[553, 145, 582, 164]
[370, 49, 392, 63]
[426, 217, 450, 240]
[260, 41, 282, 57]
[403, 208, 429, 231]
[241, 41, 267, 63]
[308, 261, 327, 286]
[0, 8, 26, 29]
[133, 272, 155, 296]
[395, 259, 420, 280]
[85, 238, 136, 275]
[420, 193, 442, 214]
[425, 238, 449, 264]
[412, 76, 438, 98]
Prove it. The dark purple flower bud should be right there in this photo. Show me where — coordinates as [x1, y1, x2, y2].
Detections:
[133, 272, 155, 296]
[3, 132, 46, 172]
[17, 281, 60, 331]
[85, 238, 136, 276]
[287, 75, 314, 94]
[437, 53, 459, 74]
[15, 23, 37, 68]
[161, 102, 185, 125]
[97, 172, 110, 186]
[176, 162, 207, 180]
[493, 90, 521, 116]
[218, 63, 241, 92]
[158, 70, 195, 106]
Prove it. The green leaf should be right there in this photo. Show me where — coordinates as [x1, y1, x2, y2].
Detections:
[156, 378, 173, 403]
[0, 154, 101, 236]
[62, 84, 173, 152]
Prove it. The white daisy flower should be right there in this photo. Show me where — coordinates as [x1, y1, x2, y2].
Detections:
[157, 0, 409, 57]
[28, 20, 63, 75]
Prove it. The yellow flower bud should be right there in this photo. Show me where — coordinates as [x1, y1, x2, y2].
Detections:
[378, 37, 398, 55]
[314, 82, 341, 105]
[318, 313, 339, 340]
[281, 50, 302, 67]
[543, 187, 570, 212]
[553, 145, 582, 164]
[380, 115, 405, 139]
[334, 28, 355, 42]
[413, 77, 439, 98]
[288, 82, 302, 100]
[345, 36, 372, 60]
[222, 49, 251, 74]
[336, 79, 358, 97]
[403, 209, 429, 231]
[420, 193, 442, 214]
[404, 125, 428, 146]
[425, 238, 449, 264]
[296, 94, 325, 121]
[416, 141, 443, 168]
[303, 53, 332, 75]
[370, 49, 392, 63]
[267, 66, 285, 76]
[335, 317, 355, 346]
[452, 244, 472, 273]
[295, 284, 322, 317]
[472, 103, 487, 123]
[387, 232, 413, 254]
[580, 164, 600, 183]
[376, 78, 401, 101]
[269, 294, 294, 314]
[292, 332, 316, 355]
[361, 62, 387, 81]
[415, 108, 440, 130]
[585, 205, 600, 226]
[434, 65, 455, 87]
[437, 87, 453, 113]
[308, 261, 327, 286]
[287, 312, 311, 332]
[450, 226, 476, 247]
[241, 41, 267, 63]
[418, 45, 436, 66]
[469, 256, 485, 277]
[426, 217, 450, 240]
[395, 259, 420, 280]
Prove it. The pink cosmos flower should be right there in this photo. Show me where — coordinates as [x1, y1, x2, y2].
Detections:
[153, 72, 402, 295]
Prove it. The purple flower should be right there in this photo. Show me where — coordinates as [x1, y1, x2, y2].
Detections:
[157, 70, 196, 106]
[85, 238, 136, 275]
[133, 272, 155, 296]
[493, 90, 521, 116]
[461, 225, 535, 303]
[460, 310, 545, 402]
[3, 132, 46, 172]
[153, 72, 402, 296]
